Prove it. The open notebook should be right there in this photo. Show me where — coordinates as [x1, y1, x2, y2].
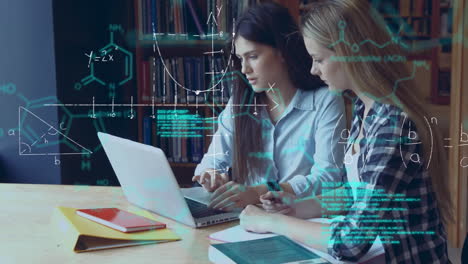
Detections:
[209, 218, 385, 264]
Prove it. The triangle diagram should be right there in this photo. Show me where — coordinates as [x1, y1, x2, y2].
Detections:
[18, 106, 92, 156]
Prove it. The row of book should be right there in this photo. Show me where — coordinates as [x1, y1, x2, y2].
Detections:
[407, 19, 431, 37]
[378, 0, 436, 40]
[301, 0, 430, 21]
[399, 0, 432, 17]
[440, 6, 453, 38]
[142, 114, 206, 163]
[438, 71, 450, 96]
[383, 19, 432, 41]
[138, 56, 232, 104]
[137, 0, 256, 38]
[371, 0, 432, 17]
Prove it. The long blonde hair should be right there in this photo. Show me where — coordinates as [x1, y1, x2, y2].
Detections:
[301, 0, 453, 224]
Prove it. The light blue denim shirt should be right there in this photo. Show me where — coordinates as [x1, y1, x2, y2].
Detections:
[194, 87, 346, 198]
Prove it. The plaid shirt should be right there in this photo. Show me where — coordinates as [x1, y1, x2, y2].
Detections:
[327, 98, 451, 263]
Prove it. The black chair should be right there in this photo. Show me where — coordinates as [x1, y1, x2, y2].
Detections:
[462, 233, 467, 264]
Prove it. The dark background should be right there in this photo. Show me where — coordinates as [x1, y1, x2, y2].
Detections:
[0, 0, 138, 186]
[53, 0, 137, 186]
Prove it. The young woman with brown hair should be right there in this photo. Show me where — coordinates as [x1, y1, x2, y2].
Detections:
[192, 2, 346, 211]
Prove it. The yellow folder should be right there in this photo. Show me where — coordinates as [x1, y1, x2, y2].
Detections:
[52, 206, 181, 253]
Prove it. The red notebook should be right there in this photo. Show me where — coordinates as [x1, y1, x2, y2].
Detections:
[76, 208, 166, 233]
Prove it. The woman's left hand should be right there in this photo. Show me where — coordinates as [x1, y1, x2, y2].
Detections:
[208, 181, 260, 211]
[239, 205, 273, 233]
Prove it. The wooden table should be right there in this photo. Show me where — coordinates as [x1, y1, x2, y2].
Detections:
[0, 184, 237, 264]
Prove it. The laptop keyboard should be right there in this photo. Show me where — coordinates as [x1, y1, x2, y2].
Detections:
[185, 198, 226, 218]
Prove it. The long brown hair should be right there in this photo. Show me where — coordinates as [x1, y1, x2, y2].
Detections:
[301, 0, 453, 224]
[229, 2, 324, 184]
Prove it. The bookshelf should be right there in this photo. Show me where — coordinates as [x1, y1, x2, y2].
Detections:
[386, 0, 453, 104]
[447, 0, 468, 247]
[398, 0, 451, 105]
[300, 0, 453, 105]
[133, 0, 300, 185]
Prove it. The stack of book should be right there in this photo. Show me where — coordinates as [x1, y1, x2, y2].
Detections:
[52, 206, 180, 252]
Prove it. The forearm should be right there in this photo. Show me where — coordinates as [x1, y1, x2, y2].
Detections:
[195, 112, 233, 176]
[293, 198, 323, 219]
[284, 192, 347, 219]
[195, 158, 229, 176]
[267, 213, 330, 253]
[317, 186, 350, 218]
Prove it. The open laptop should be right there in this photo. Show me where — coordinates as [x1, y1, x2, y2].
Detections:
[97, 132, 239, 228]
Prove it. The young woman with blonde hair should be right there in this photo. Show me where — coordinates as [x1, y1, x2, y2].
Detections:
[240, 0, 453, 263]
